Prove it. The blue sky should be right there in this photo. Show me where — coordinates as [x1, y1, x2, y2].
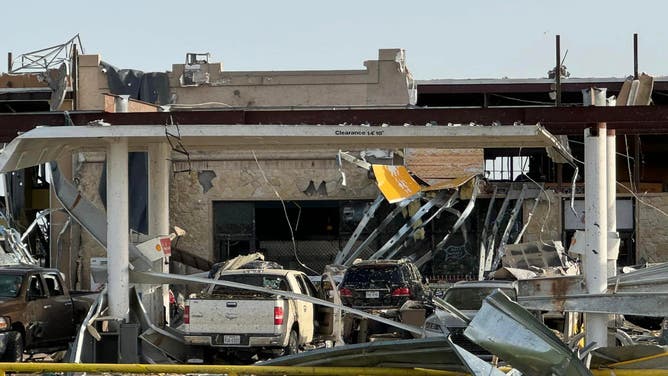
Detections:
[4, 1, 667, 79]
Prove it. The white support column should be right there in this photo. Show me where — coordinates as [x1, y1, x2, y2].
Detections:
[584, 125, 608, 347]
[148, 143, 170, 236]
[607, 129, 618, 277]
[107, 137, 129, 321]
[148, 143, 171, 325]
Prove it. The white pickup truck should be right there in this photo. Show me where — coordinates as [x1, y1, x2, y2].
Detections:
[180, 268, 319, 360]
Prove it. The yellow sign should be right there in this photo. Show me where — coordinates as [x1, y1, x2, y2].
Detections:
[372, 165, 421, 203]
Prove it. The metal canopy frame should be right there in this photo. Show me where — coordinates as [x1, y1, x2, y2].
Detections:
[0, 123, 572, 173]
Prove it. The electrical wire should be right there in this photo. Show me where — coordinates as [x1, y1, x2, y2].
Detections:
[617, 182, 668, 218]
[568, 139, 635, 162]
[490, 93, 556, 106]
[624, 135, 636, 193]
[251, 151, 318, 275]
[292, 201, 302, 232]
[518, 148, 552, 246]
[521, 134, 667, 257]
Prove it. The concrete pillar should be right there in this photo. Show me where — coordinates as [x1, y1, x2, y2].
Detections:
[607, 130, 618, 277]
[148, 143, 170, 235]
[584, 125, 608, 347]
[107, 138, 129, 321]
[148, 143, 171, 325]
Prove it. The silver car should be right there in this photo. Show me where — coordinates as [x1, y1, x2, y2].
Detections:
[423, 280, 518, 355]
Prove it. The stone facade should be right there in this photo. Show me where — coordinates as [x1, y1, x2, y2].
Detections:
[520, 190, 563, 245]
[169, 151, 378, 257]
[636, 193, 668, 263]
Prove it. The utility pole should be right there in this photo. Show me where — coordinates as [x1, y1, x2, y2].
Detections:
[633, 33, 639, 80]
[633, 34, 641, 192]
[555, 35, 562, 107]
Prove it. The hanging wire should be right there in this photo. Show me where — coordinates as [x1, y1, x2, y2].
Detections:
[490, 93, 556, 106]
[623, 135, 636, 193]
[518, 148, 552, 246]
[292, 201, 302, 232]
[568, 136, 667, 218]
[617, 182, 668, 218]
[251, 151, 318, 275]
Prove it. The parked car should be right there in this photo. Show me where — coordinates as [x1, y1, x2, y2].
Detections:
[0, 265, 97, 361]
[338, 259, 428, 310]
[180, 268, 320, 361]
[338, 259, 430, 343]
[423, 280, 517, 356]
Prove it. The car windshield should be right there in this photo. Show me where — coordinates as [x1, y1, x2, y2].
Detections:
[0, 274, 23, 298]
[444, 287, 516, 311]
[343, 265, 402, 286]
[211, 274, 288, 296]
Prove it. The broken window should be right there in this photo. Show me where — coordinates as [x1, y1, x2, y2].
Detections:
[255, 200, 339, 241]
[484, 156, 529, 181]
[212, 202, 255, 261]
[211, 274, 288, 298]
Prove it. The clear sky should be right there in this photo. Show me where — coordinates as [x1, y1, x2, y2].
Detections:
[4, 1, 667, 80]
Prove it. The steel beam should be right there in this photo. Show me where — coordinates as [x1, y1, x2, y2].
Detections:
[369, 192, 448, 260]
[3, 106, 668, 144]
[342, 197, 416, 266]
[334, 195, 384, 265]
[518, 293, 668, 317]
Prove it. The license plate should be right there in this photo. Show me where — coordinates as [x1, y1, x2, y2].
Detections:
[365, 291, 380, 299]
[223, 335, 241, 345]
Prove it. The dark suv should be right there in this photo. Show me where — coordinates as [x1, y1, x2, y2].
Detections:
[339, 259, 428, 309]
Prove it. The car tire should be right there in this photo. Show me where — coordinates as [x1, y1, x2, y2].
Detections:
[2, 331, 24, 362]
[283, 329, 299, 356]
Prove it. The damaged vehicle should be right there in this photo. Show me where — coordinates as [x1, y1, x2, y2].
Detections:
[423, 280, 517, 356]
[338, 259, 430, 342]
[181, 267, 320, 361]
[0, 266, 97, 361]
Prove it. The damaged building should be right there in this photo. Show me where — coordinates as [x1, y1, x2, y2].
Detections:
[44, 47, 496, 286]
[1, 36, 668, 371]
[1, 39, 668, 291]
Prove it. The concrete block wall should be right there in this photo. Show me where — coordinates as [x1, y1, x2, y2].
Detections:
[520, 190, 563, 244]
[78, 49, 415, 109]
[169, 49, 414, 107]
[77, 54, 106, 110]
[636, 193, 668, 263]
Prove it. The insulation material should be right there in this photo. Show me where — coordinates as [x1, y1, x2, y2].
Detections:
[371, 165, 420, 203]
[100, 61, 170, 105]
